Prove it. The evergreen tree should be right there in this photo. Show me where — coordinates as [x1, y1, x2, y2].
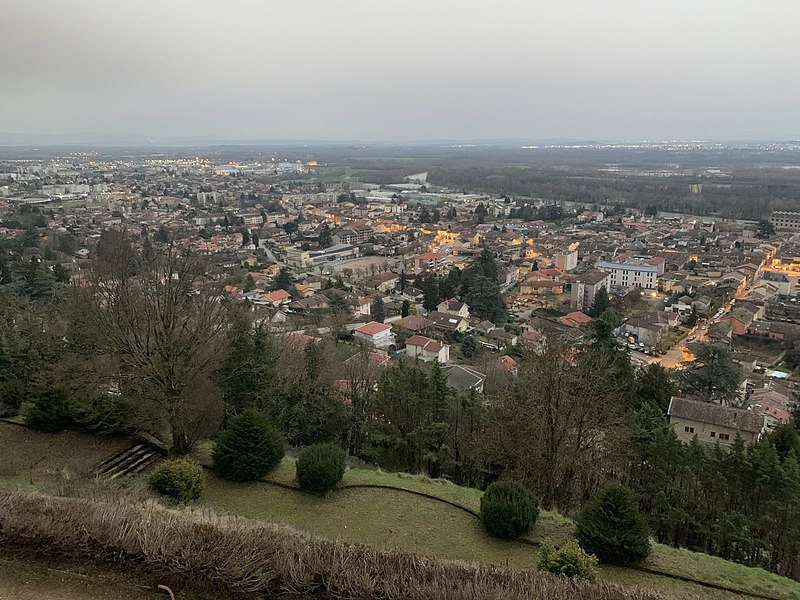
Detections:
[318, 222, 333, 248]
[680, 343, 741, 404]
[274, 267, 293, 292]
[401, 299, 411, 318]
[588, 286, 610, 317]
[461, 334, 479, 358]
[577, 483, 650, 564]
[371, 296, 386, 323]
[463, 275, 506, 323]
[635, 363, 676, 412]
[212, 409, 285, 482]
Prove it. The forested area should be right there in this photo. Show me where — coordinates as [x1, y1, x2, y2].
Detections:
[3, 233, 800, 579]
[428, 166, 800, 220]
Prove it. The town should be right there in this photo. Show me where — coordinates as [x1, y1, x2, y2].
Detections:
[3, 146, 800, 599]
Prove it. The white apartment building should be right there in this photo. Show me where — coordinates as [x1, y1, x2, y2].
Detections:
[770, 211, 800, 231]
[598, 260, 659, 289]
[555, 250, 578, 272]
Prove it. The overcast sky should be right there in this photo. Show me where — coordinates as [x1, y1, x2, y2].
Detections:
[2, 0, 799, 142]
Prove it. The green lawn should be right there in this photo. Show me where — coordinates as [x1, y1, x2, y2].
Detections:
[200, 459, 800, 600]
[4, 425, 800, 600]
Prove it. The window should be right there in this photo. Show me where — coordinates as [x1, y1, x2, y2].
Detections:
[684, 426, 695, 434]
[718, 433, 730, 441]
[710, 432, 715, 437]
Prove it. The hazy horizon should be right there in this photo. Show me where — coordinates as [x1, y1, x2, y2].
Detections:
[3, 0, 800, 142]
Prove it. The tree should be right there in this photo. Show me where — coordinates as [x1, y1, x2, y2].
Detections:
[371, 296, 386, 323]
[756, 220, 775, 239]
[283, 221, 298, 241]
[240, 227, 250, 246]
[680, 343, 741, 404]
[481, 337, 628, 510]
[399, 271, 408, 291]
[635, 363, 676, 412]
[401, 299, 411, 317]
[587, 286, 610, 318]
[480, 480, 539, 539]
[318, 222, 333, 248]
[77, 238, 230, 455]
[212, 409, 285, 482]
[329, 294, 349, 314]
[154, 224, 169, 243]
[274, 267, 293, 292]
[461, 334, 479, 358]
[475, 203, 488, 224]
[576, 483, 650, 564]
[419, 206, 431, 224]
[463, 275, 506, 323]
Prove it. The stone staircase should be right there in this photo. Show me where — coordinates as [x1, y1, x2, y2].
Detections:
[94, 434, 167, 479]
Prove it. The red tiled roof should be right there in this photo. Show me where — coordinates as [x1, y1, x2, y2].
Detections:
[266, 289, 291, 302]
[406, 335, 444, 352]
[354, 321, 392, 336]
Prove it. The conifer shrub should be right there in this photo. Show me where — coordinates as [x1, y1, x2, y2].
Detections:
[480, 480, 539, 539]
[212, 410, 284, 482]
[24, 389, 77, 432]
[296, 443, 347, 493]
[538, 539, 599, 581]
[148, 458, 204, 502]
[576, 482, 651, 565]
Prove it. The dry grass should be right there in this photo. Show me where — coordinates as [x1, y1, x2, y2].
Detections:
[0, 488, 666, 600]
[0, 421, 128, 487]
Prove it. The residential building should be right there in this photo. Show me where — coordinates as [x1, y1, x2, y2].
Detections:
[415, 252, 445, 270]
[571, 269, 611, 310]
[436, 298, 470, 319]
[770, 210, 800, 231]
[426, 311, 469, 333]
[597, 258, 659, 289]
[405, 335, 450, 363]
[667, 396, 763, 447]
[554, 250, 578, 272]
[353, 321, 395, 348]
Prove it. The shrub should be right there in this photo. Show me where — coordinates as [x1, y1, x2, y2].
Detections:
[148, 458, 204, 502]
[538, 539, 599, 581]
[212, 410, 284, 482]
[296, 443, 347, 493]
[24, 389, 78, 432]
[576, 482, 651, 565]
[480, 480, 539, 539]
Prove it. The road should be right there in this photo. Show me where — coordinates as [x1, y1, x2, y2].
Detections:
[632, 302, 733, 370]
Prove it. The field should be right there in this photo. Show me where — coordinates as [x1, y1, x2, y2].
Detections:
[3, 423, 800, 600]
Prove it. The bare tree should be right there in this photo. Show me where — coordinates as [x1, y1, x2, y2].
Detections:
[481, 336, 628, 511]
[77, 236, 231, 454]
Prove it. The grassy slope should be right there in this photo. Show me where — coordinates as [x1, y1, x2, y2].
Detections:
[0, 421, 128, 488]
[2, 425, 799, 600]
[201, 458, 800, 600]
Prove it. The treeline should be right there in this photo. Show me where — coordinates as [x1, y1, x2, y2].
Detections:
[628, 403, 800, 579]
[428, 166, 800, 220]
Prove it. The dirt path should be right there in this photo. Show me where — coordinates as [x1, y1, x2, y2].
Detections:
[0, 561, 165, 600]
